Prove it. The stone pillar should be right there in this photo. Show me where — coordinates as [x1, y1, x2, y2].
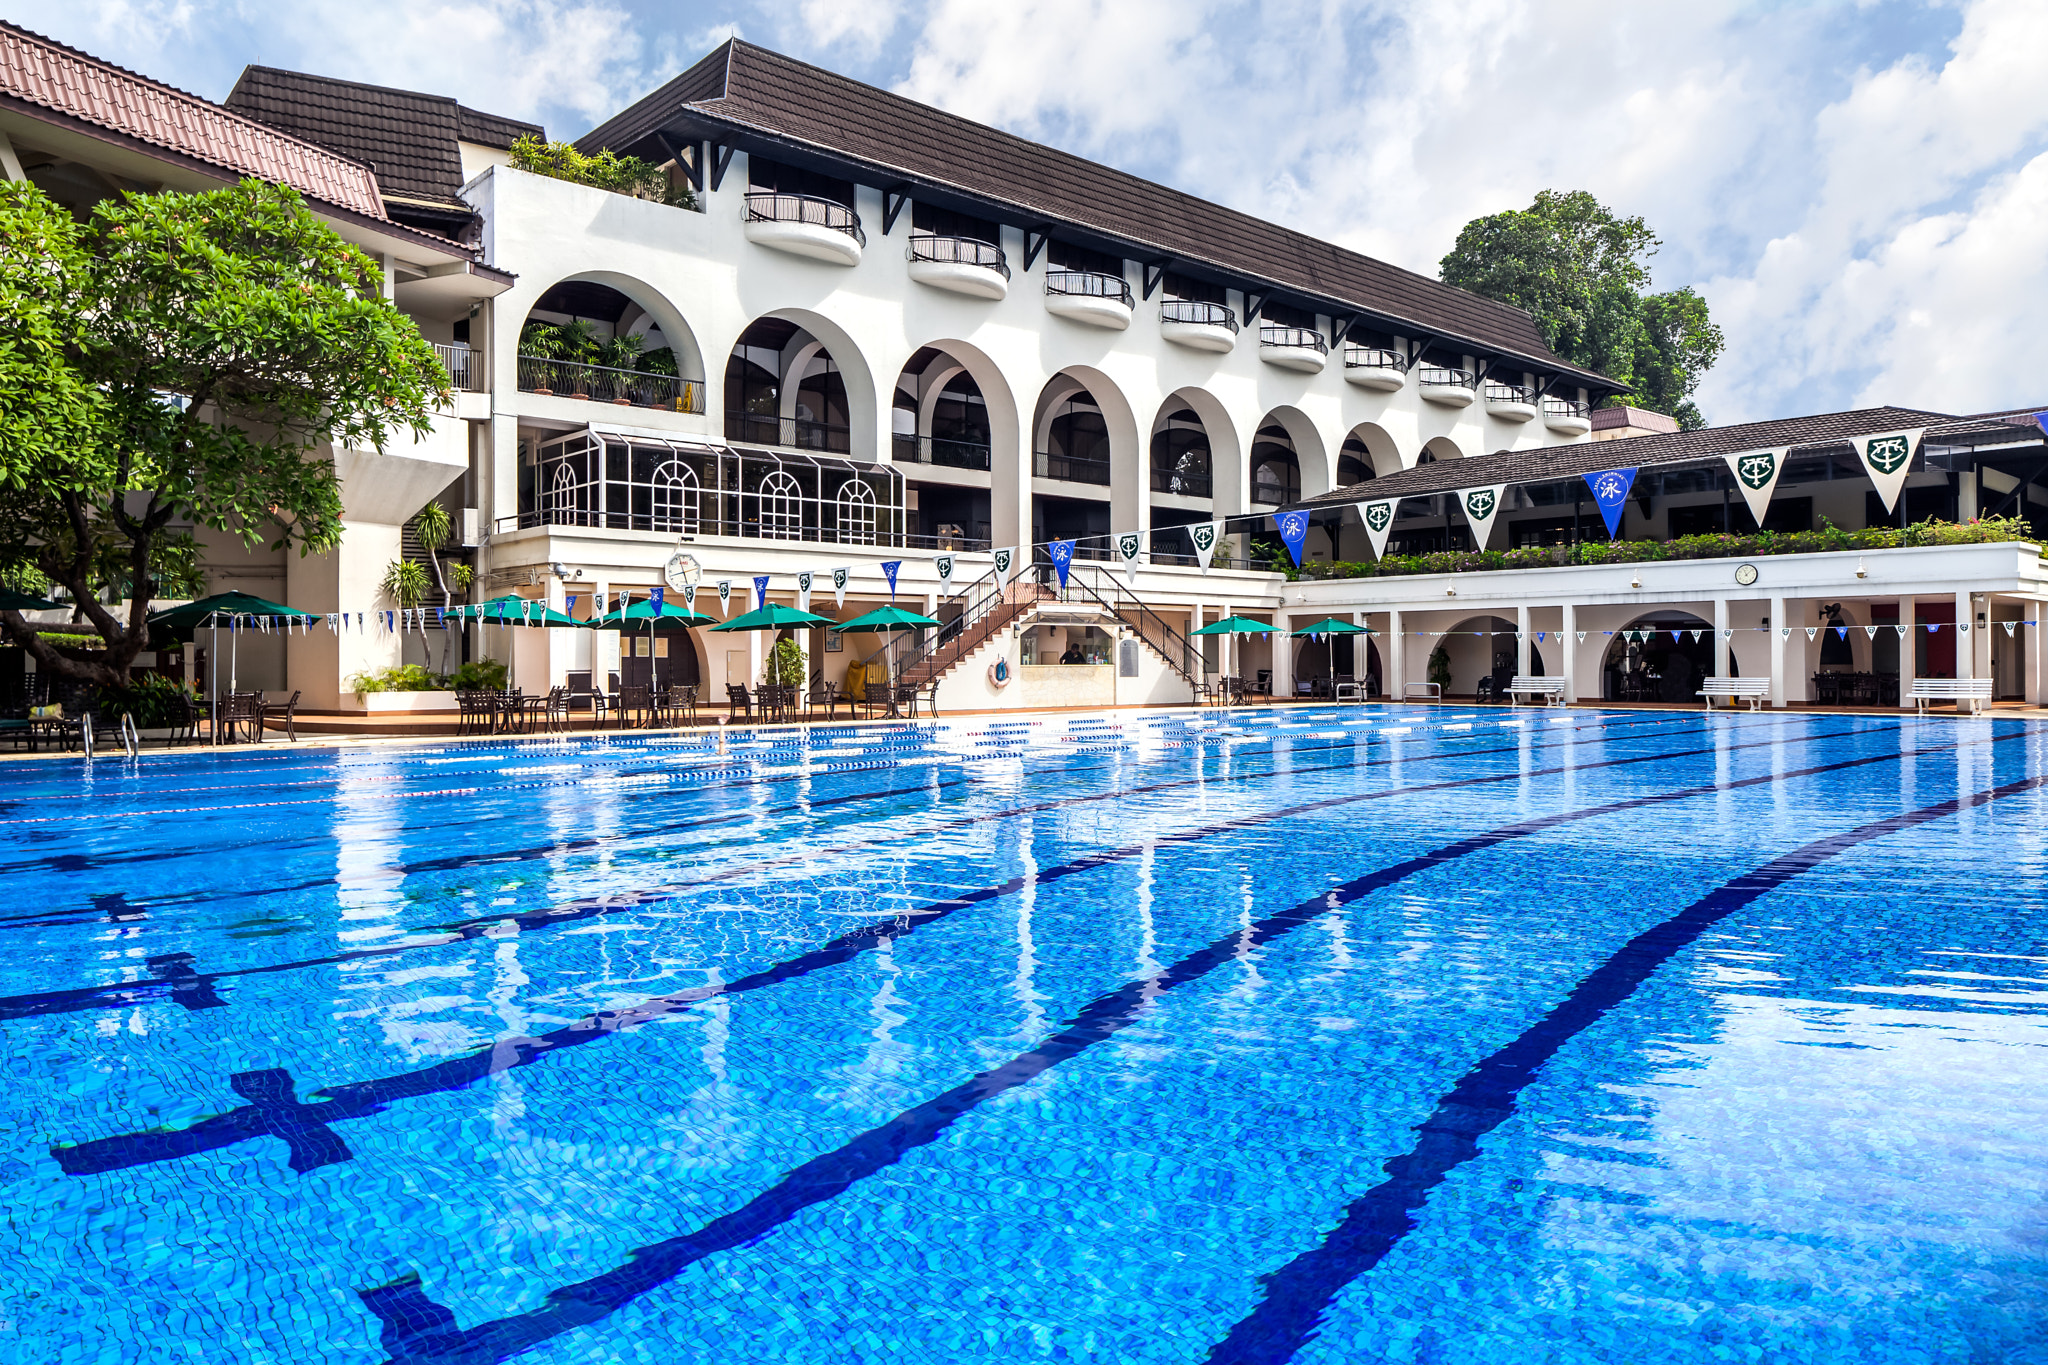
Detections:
[1389, 607, 1406, 701]
[1899, 598, 1916, 708]
[1515, 604, 1532, 676]
[1955, 590, 1973, 680]
[1273, 612, 1292, 698]
[1769, 595, 1787, 707]
[1713, 598, 1731, 678]
[1560, 603, 1577, 702]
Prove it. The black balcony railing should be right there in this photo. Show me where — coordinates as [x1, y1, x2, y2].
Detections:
[724, 410, 852, 454]
[433, 342, 485, 392]
[517, 355, 704, 412]
[907, 234, 1011, 277]
[1034, 450, 1113, 485]
[1418, 365, 1475, 388]
[744, 191, 866, 245]
[1484, 381, 1533, 404]
[1160, 299, 1238, 331]
[1045, 270, 1133, 307]
[1259, 325, 1328, 354]
[1543, 396, 1590, 418]
[1151, 467, 1212, 497]
[1343, 345, 1400, 372]
[892, 434, 994, 471]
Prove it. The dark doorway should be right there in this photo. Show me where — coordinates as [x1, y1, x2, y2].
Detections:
[617, 630, 701, 691]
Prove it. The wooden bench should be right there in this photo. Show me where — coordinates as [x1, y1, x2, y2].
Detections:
[1506, 675, 1568, 707]
[1698, 677, 1769, 711]
[1909, 677, 1993, 715]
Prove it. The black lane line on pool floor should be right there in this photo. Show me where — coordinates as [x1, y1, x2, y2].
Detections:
[50, 715, 1793, 1178]
[8, 712, 1687, 1023]
[333, 730, 2000, 1365]
[1203, 760, 2048, 1365]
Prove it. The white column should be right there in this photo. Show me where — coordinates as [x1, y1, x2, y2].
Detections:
[1713, 598, 1731, 678]
[1191, 600, 1206, 679]
[1955, 590, 1973, 680]
[2034, 599, 2048, 706]
[1389, 607, 1406, 701]
[1273, 612, 1292, 698]
[1769, 595, 1787, 707]
[1899, 597, 1916, 708]
[1515, 604, 1532, 676]
[1560, 603, 1577, 702]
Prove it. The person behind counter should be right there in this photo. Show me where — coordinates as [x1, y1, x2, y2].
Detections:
[1060, 643, 1086, 664]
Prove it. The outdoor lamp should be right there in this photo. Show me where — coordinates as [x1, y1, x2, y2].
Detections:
[1446, 587, 1457, 597]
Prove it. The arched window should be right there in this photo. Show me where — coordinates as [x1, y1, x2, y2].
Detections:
[651, 460, 699, 534]
[547, 464, 577, 524]
[836, 478, 877, 545]
[1151, 408, 1212, 497]
[759, 469, 803, 539]
[1251, 425, 1301, 506]
[1337, 436, 1376, 488]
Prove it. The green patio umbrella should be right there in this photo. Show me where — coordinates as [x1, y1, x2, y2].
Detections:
[1189, 615, 1277, 635]
[831, 604, 944, 679]
[1290, 617, 1369, 694]
[592, 598, 714, 693]
[709, 603, 839, 632]
[0, 588, 64, 612]
[145, 590, 319, 711]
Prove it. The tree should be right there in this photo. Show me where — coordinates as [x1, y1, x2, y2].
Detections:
[1439, 189, 1724, 429]
[0, 178, 449, 688]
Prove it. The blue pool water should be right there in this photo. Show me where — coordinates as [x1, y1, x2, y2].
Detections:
[3, 706, 2046, 1364]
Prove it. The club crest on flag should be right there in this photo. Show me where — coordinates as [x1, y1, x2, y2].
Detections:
[1275, 510, 1311, 566]
[1865, 434, 1912, 474]
[934, 554, 956, 588]
[991, 547, 1014, 585]
[1116, 532, 1141, 561]
[1048, 539, 1075, 589]
[832, 566, 849, 608]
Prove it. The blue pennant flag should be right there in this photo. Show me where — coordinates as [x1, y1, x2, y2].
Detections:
[561, 597, 574, 620]
[1048, 540, 1074, 589]
[1274, 510, 1311, 567]
[649, 587, 664, 613]
[881, 561, 901, 599]
[751, 575, 769, 608]
[1584, 468, 1637, 539]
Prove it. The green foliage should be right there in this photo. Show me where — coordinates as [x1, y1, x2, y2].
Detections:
[0, 177, 449, 688]
[411, 501, 451, 551]
[1426, 645, 1452, 688]
[449, 562, 475, 592]
[1286, 517, 2037, 582]
[450, 658, 507, 691]
[93, 672, 195, 728]
[1439, 189, 1724, 429]
[766, 637, 806, 687]
[637, 346, 679, 377]
[381, 558, 431, 610]
[508, 135, 697, 209]
[348, 664, 445, 694]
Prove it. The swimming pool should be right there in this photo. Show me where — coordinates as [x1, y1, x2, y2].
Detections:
[3, 707, 2044, 1364]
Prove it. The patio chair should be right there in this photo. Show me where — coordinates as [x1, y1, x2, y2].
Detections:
[215, 692, 264, 745]
[165, 692, 201, 746]
[808, 680, 850, 719]
[726, 684, 754, 721]
[659, 685, 698, 725]
[259, 690, 300, 742]
[617, 685, 653, 729]
[586, 687, 611, 729]
[544, 687, 572, 732]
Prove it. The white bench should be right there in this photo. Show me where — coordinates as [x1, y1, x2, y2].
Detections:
[1506, 675, 1568, 707]
[1404, 682, 1442, 705]
[1698, 677, 1769, 711]
[1909, 677, 1994, 715]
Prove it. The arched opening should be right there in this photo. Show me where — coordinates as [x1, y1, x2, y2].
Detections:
[1250, 424, 1301, 507]
[1336, 436, 1376, 490]
[1426, 616, 1547, 701]
[1032, 371, 1133, 564]
[1149, 398, 1218, 563]
[893, 345, 994, 550]
[725, 317, 851, 453]
[515, 276, 702, 411]
[1600, 611, 1717, 703]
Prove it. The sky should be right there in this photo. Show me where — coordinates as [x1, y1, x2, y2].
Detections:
[16, 0, 2048, 427]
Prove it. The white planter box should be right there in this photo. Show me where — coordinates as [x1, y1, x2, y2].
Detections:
[345, 690, 460, 713]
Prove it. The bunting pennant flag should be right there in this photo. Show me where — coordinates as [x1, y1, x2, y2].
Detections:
[1689, 630, 1702, 642]
[1805, 626, 1818, 641]
[1722, 447, 1789, 525]
[1458, 486, 1506, 550]
[1854, 428, 1925, 514]
[797, 570, 814, 613]
[1536, 631, 1547, 643]
[682, 583, 697, 610]
[1274, 510, 1311, 567]
[1114, 531, 1142, 582]
[991, 548, 1015, 589]
[1576, 631, 1587, 643]
[1781, 627, 1792, 639]
[1835, 626, 1848, 640]
[881, 561, 902, 599]
[934, 554, 956, 592]
[1670, 630, 1682, 642]
[1358, 500, 1397, 560]
[716, 580, 732, 614]
[1048, 540, 1075, 590]
[1583, 469, 1637, 540]
[326, 613, 338, 633]
[832, 566, 850, 608]
[1864, 625, 1878, 639]
[1723, 629, 1734, 640]
[649, 586, 665, 613]
[1959, 621, 1971, 634]
[2004, 621, 2019, 638]
[1927, 624, 1939, 633]
[1188, 521, 1222, 573]
[1894, 625, 1908, 638]
[751, 575, 769, 610]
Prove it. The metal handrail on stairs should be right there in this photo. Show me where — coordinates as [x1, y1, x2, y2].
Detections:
[896, 565, 1045, 685]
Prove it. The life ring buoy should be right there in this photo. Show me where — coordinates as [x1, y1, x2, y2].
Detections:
[988, 656, 1011, 689]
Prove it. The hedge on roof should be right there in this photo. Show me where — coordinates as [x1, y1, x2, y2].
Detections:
[1283, 516, 2039, 581]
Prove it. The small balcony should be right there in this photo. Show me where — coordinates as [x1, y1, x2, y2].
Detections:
[906, 235, 1010, 300]
[1417, 365, 1477, 407]
[1159, 299, 1239, 353]
[516, 355, 704, 412]
[1483, 381, 1538, 422]
[1045, 270, 1134, 330]
[725, 409, 851, 454]
[1151, 467, 1212, 498]
[892, 434, 994, 472]
[1034, 450, 1113, 485]
[1543, 396, 1592, 436]
[433, 342, 485, 392]
[1342, 345, 1404, 392]
[743, 192, 865, 266]
[1258, 325, 1328, 374]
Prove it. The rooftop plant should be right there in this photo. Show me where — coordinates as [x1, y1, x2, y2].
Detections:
[509, 135, 697, 210]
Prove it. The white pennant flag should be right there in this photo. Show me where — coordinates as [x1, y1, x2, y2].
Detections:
[797, 570, 813, 613]
[1854, 428, 1925, 515]
[1805, 626, 1818, 641]
[1722, 629, 1734, 640]
[1689, 630, 1702, 642]
[1781, 627, 1792, 639]
[990, 548, 1015, 591]
[2004, 621, 2018, 638]
[1357, 499, 1397, 561]
[716, 580, 732, 615]
[1187, 521, 1222, 573]
[1576, 631, 1587, 643]
[1722, 447, 1790, 526]
[1113, 531, 1142, 582]
[1864, 625, 1878, 639]
[1457, 486, 1506, 551]
[1894, 625, 1908, 638]
[832, 566, 850, 609]
[682, 583, 697, 611]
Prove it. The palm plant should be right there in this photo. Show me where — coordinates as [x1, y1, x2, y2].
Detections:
[411, 501, 459, 673]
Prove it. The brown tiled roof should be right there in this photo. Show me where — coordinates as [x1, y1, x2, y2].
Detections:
[1295, 404, 1960, 508]
[225, 66, 541, 214]
[580, 41, 1615, 388]
[0, 21, 385, 218]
